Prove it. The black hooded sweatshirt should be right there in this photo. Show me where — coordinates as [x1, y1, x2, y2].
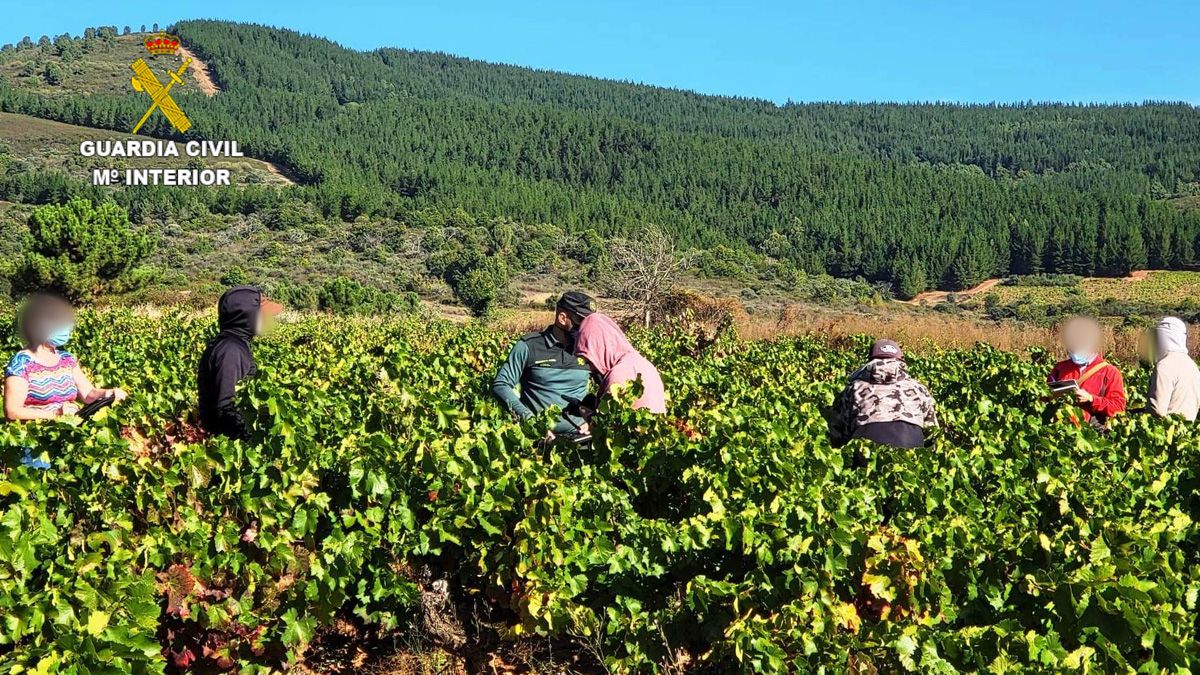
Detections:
[198, 286, 261, 438]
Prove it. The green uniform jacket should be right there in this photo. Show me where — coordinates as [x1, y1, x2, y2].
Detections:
[492, 328, 591, 433]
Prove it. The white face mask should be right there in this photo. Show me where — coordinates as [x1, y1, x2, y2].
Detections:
[1069, 352, 1095, 366]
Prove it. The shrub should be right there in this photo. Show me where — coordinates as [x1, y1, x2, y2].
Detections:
[894, 263, 929, 300]
[450, 265, 506, 317]
[267, 280, 318, 311]
[14, 198, 155, 301]
[42, 62, 63, 85]
[317, 276, 417, 315]
[221, 267, 250, 286]
[696, 245, 754, 280]
[442, 250, 510, 318]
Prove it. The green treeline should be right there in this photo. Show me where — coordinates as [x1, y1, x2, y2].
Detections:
[2, 20, 1199, 294]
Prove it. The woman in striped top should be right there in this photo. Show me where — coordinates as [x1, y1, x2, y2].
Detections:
[4, 295, 128, 421]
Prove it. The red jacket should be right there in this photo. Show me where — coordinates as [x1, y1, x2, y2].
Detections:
[1048, 357, 1126, 422]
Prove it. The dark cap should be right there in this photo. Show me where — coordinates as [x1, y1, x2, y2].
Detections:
[869, 338, 903, 361]
[557, 291, 595, 318]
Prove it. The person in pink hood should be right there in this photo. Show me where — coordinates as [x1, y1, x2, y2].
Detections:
[573, 313, 667, 414]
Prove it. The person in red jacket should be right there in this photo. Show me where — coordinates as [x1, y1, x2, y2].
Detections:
[1048, 316, 1126, 426]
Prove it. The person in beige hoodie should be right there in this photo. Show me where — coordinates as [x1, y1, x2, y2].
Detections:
[1147, 317, 1200, 421]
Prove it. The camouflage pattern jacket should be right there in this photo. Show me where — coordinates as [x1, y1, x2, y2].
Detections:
[829, 359, 938, 446]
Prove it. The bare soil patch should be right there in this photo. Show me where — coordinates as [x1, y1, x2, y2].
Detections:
[178, 45, 219, 96]
[906, 278, 1003, 305]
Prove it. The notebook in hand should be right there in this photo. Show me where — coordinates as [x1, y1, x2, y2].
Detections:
[77, 395, 116, 419]
[1048, 380, 1079, 396]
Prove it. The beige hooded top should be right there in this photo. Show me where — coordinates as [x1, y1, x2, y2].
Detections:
[1148, 317, 1200, 421]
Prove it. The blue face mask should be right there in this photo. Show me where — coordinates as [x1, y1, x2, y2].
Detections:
[1069, 352, 1094, 366]
[47, 323, 73, 347]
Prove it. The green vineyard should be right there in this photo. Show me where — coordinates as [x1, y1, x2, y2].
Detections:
[1, 310, 1198, 672]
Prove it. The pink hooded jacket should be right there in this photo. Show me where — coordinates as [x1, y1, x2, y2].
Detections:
[574, 313, 667, 414]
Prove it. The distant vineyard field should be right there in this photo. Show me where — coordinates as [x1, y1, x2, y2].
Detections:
[2, 311, 1199, 672]
[988, 271, 1200, 309]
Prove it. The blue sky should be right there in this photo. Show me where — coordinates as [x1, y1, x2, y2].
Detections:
[5, 0, 1198, 104]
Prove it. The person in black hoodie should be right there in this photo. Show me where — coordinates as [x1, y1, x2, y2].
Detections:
[197, 286, 282, 438]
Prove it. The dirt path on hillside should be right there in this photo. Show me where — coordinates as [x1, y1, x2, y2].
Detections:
[262, 161, 298, 185]
[178, 45, 218, 96]
[906, 278, 1003, 305]
[1126, 270, 1151, 281]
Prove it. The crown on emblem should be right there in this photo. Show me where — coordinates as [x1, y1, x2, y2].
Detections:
[144, 32, 181, 55]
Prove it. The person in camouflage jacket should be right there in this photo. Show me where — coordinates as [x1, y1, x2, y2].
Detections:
[828, 339, 938, 449]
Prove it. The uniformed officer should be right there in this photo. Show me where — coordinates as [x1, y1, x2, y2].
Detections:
[491, 291, 595, 435]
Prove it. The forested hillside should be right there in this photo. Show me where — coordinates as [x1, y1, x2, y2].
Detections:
[1, 20, 1199, 295]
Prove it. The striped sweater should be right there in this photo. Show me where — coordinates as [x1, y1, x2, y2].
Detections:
[5, 350, 79, 408]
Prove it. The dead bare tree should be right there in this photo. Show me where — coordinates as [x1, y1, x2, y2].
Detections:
[604, 226, 694, 327]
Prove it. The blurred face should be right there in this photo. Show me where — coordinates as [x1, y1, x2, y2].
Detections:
[1061, 317, 1102, 356]
[254, 297, 284, 337]
[1137, 330, 1154, 365]
[255, 309, 279, 336]
[22, 296, 75, 348]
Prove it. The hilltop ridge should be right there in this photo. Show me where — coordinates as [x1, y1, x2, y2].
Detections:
[0, 20, 1199, 301]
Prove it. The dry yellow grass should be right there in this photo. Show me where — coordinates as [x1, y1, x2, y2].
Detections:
[466, 292, 1171, 361]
